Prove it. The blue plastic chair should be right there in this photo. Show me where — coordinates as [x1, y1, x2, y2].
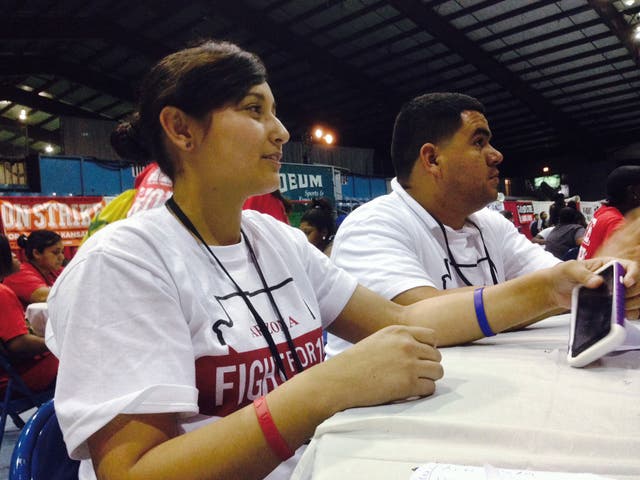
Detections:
[9, 399, 80, 480]
[0, 350, 55, 451]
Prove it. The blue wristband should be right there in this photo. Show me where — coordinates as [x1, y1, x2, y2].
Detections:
[474, 287, 495, 337]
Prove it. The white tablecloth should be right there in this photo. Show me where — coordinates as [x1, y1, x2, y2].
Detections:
[292, 315, 640, 480]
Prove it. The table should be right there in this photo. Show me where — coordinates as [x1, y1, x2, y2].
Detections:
[292, 315, 640, 480]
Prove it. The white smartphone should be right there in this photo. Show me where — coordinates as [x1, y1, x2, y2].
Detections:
[567, 260, 626, 368]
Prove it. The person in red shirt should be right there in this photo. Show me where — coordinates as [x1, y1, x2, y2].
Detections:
[243, 190, 290, 224]
[3, 230, 64, 307]
[0, 235, 57, 396]
[579, 165, 640, 260]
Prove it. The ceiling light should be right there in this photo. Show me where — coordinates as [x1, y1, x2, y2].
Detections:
[19, 109, 27, 121]
[542, 166, 550, 173]
[623, 0, 635, 6]
[311, 125, 337, 145]
[44, 144, 54, 153]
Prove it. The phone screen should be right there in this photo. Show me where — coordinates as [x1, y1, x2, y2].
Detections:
[570, 266, 614, 357]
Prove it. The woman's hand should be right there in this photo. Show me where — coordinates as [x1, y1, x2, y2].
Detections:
[318, 325, 443, 410]
[545, 258, 638, 313]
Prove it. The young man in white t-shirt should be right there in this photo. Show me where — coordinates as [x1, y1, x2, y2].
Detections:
[327, 92, 640, 357]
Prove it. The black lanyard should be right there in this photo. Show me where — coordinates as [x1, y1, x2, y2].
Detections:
[431, 215, 499, 288]
[165, 197, 304, 379]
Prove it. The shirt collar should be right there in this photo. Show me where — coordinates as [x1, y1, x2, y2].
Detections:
[391, 177, 480, 235]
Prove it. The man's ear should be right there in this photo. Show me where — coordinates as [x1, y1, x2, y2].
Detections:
[418, 143, 440, 173]
[158, 106, 196, 151]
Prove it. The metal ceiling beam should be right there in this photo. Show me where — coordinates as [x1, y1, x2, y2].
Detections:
[388, 0, 604, 159]
[588, 0, 640, 65]
[464, 4, 592, 44]
[0, 56, 135, 102]
[0, 86, 102, 119]
[514, 43, 623, 76]
[205, 0, 407, 143]
[540, 64, 638, 96]
[0, 117, 59, 144]
[303, 0, 388, 39]
[490, 18, 603, 57]
[379, 19, 600, 76]
[526, 52, 631, 86]
[1, 17, 168, 61]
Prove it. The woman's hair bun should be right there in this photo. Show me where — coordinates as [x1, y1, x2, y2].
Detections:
[16, 234, 28, 249]
[311, 197, 332, 211]
[110, 113, 150, 164]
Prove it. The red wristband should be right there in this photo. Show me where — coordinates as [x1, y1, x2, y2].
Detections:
[253, 396, 294, 461]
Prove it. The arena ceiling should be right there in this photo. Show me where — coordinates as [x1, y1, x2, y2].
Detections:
[1, 0, 640, 178]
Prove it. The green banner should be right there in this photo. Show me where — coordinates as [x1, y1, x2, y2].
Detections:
[279, 163, 335, 201]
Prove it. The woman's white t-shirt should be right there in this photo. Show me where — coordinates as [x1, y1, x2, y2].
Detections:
[46, 206, 357, 480]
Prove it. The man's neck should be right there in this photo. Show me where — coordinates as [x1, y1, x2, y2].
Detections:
[403, 182, 470, 229]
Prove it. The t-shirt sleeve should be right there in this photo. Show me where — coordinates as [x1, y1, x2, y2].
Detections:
[3, 266, 46, 304]
[47, 241, 199, 460]
[0, 286, 28, 342]
[488, 211, 560, 279]
[331, 213, 437, 300]
[603, 216, 625, 240]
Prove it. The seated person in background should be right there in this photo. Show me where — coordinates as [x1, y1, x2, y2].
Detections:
[299, 197, 336, 256]
[243, 190, 291, 224]
[566, 200, 587, 228]
[548, 192, 565, 226]
[579, 165, 640, 260]
[3, 230, 64, 307]
[530, 224, 555, 245]
[529, 211, 548, 237]
[544, 207, 585, 260]
[327, 92, 640, 356]
[0, 235, 57, 396]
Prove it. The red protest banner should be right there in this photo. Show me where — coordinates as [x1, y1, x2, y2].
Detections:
[0, 196, 105, 250]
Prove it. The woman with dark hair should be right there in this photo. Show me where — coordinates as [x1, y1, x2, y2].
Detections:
[3, 229, 64, 306]
[0, 235, 57, 396]
[299, 197, 336, 255]
[45, 40, 637, 480]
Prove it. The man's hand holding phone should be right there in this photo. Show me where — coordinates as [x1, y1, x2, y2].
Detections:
[568, 260, 628, 367]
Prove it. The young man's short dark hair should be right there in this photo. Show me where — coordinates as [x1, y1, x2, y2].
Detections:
[390, 92, 486, 182]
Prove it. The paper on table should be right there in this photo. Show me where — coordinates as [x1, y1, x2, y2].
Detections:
[409, 463, 614, 480]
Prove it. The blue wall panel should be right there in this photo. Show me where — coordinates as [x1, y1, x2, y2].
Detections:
[353, 176, 371, 199]
[341, 175, 354, 198]
[39, 156, 83, 195]
[370, 178, 388, 198]
[38, 156, 135, 196]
